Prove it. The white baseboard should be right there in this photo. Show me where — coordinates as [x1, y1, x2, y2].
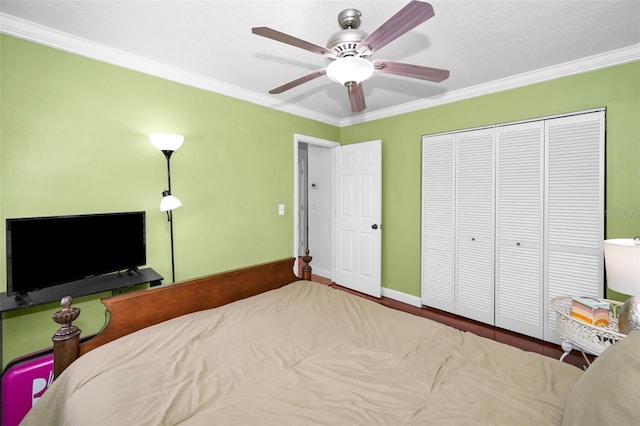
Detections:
[312, 267, 331, 279]
[381, 287, 422, 307]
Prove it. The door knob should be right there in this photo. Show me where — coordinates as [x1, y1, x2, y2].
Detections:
[372, 224, 378, 230]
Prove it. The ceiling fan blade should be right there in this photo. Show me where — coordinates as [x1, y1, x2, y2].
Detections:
[252, 27, 336, 58]
[357, 1, 434, 54]
[268, 69, 327, 94]
[346, 82, 366, 113]
[373, 59, 449, 82]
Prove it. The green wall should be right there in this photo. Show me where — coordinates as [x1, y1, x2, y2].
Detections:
[2, 33, 639, 368]
[0, 35, 338, 367]
[340, 61, 640, 298]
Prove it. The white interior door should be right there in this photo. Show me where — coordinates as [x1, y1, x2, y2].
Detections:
[495, 121, 544, 339]
[544, 110, 604, 343]
[421, 133, 456, 311]
[334, 140, 382, 297]
[455, 128, 495, 325]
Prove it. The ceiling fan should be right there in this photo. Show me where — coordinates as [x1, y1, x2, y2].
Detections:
[251, 0, 450, 113]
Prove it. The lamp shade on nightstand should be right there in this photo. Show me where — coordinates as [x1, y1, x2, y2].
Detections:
[604, 238, 640, 333]
[604, 239, 640, 296]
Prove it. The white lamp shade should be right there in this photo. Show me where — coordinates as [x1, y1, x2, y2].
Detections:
[604, 239, 640, 296]
[160, 194, 182, 212]
[149, 134, 184, 152]
[326, 57, 374, 85]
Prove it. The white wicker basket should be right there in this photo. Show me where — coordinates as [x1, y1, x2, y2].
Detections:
[551, 296, 626, 358]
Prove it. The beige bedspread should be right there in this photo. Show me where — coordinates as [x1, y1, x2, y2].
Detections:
[23, 281, 582, 425]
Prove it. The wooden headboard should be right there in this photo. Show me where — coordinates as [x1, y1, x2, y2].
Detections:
[51, 256, 312, 378]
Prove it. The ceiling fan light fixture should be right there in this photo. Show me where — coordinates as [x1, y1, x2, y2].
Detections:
[326, 57, 374, 85]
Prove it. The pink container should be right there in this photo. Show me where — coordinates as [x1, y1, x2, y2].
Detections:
[1, 352, 53, 426]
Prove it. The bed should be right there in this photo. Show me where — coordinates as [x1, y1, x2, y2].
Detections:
[21, 257, 640, 425]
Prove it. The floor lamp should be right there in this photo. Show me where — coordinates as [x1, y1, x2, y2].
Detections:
[149, 133, 184, 283]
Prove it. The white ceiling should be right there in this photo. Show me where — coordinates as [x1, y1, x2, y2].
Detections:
[1, 0, 639, 126]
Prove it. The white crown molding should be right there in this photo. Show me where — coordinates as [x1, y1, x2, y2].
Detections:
[0, 13, 342, 126]
[340, 44, 640, 126]
[2, 13, 638, 128]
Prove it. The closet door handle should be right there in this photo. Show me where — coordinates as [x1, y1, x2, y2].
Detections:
[516, 242, 521, 246]
[471, 237, 476, 241]
[371, 224, 378, 230]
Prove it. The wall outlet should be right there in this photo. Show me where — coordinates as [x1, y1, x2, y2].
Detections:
[278, 204, 285, 216]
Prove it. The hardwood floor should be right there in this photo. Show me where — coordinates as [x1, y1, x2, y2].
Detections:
[306, 272, 592, 369]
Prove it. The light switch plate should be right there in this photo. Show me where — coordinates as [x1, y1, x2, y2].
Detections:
[278, 204, 285, 215]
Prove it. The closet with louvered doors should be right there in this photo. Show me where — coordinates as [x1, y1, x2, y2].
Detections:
[421, 110, 604, 343]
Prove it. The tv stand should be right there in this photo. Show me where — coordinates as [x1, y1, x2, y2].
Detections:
[1, 268, 163, 313]
[0, 268, 163, 368]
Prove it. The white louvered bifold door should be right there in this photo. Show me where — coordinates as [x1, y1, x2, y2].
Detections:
[544, 111, 604, 343]
[455, 129, 495, 324]
[421, 134, 456, 311]
[495, 122, 545, 339]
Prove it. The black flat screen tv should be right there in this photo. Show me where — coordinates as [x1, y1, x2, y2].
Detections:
[6, 211, 146, 297]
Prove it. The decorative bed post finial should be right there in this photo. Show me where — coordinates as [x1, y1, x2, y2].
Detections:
[52, 296, 82, 379]
[301, 249, 313, 281]
[52, 296, 81, 341]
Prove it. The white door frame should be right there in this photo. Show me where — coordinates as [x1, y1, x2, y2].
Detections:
[293, 134, 340, 276]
